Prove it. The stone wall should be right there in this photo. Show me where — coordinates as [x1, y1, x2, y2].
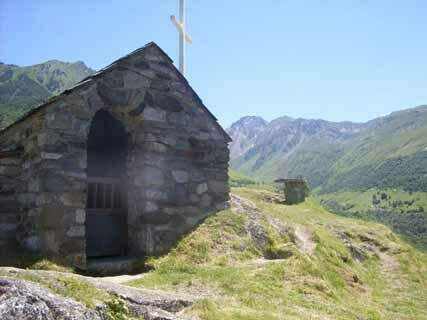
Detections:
[0, 111, 46, 250]
[0, 43, 230, 269]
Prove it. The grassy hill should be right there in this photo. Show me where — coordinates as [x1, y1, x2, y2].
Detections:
[322, 106, 427, 193]
[0, 60, 94, 129]
[127, 188, 427, 320]
[318, 189, 427, 250]
[2, 187, 426, 319]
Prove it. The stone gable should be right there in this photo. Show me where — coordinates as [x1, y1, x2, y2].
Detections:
[0, 42, 230, 271]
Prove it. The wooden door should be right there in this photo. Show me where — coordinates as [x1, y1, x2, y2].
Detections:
[86, 177, 127, 257]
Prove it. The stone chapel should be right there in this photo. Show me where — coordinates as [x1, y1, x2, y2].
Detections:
[0, 42, 231, 270]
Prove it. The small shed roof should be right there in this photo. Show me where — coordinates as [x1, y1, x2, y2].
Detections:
[274, 178, 305, 184]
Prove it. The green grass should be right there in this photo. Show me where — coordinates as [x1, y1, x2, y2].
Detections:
[0, 269, 110, 309]
[318, 189, 427, 250]
[229, 169, 274, 191]
[128, 187, 427, 320]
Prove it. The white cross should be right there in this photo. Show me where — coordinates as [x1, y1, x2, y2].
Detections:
[171, 0, 192, 75]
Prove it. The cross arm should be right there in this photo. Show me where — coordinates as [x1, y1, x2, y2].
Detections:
[170, 15, 192, 44]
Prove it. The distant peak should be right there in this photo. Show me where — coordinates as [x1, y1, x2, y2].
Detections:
[228, 116, 268, 133]
[234, 116, 267, 126]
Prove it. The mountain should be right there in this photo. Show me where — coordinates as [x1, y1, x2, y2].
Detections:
[228, 105, 427, 192]
[0, 60, 94, 129]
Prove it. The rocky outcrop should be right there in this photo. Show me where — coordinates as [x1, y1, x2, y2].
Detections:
[0, 278, 102, 320]
[230, 193, 315, 257]
[0, 268, 195, 320]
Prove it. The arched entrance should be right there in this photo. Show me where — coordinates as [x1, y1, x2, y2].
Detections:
[86, 110, 128, 258]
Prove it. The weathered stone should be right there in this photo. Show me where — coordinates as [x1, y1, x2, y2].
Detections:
[41, 207, 65, 229]
[167, 112, 190, 126]
[66, 226, 85, 238]
[189, 194, 199, 203]
[75, 209, 85, 224]
[41, 152, 63, 160]
[143, 141, 168, 153]
[157, 94, 184, 112]
[134, 60, 150, 70]
[22, 236, 40, 251]
[172, 170, 189, 183]
[0, 42, 230, 272]
[143, 106, 166, 122]
[97, 82, 129, 106]
[150, 79, 170, 91]
[129, 102, 147, 116]
[0, 278, 102, 320]
[60, 192, 86, 207]
[46, 112, 73, 130]
[123, 69, 151, 89]
[201, 194, 212, 208]
[146, 189, 168, 200]
[145, 201, 159, 213]
[196, 183, 208, 194]
[208, 180, 228, 194]
[142, 167, 164, 186]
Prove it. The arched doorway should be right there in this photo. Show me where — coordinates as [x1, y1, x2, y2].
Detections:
[86, 110, 128, 258]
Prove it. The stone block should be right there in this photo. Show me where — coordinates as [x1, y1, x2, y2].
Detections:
[208, 180, 228, 194]
[140, 167, 164, 186]
[144, 201, 158, 213]
[172, 170, 189, 183]
[156, 94, 184, 112]
[43, 230, 59, 254]
[41, 152, 62, 160]
[66, 226, 85, 238]
[143, 106, 166, 122]
[23, 235, 40, 251]
[0, 165, 20, 176]
[97, 82, 129, 106]
[123, 71, 150, 89]
[60, 192, 86, 207]
[75, 209, 85, 224]
[196, 182, 208, 194]
[145, 189, 167, 200]
[143, 142, 168, 153]
[46, 112, 73, 130]
[201, 194, 212, 208]
[41, 207, 65, 230]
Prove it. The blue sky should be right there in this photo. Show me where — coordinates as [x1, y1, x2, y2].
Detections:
[1, 1, 427, 127]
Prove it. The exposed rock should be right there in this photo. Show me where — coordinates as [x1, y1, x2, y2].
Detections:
[0, 268, 195, 320]
[0, 277, 102, 320]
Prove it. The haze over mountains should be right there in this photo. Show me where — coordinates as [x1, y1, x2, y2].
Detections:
[228, 106, 427, 192]
[0, 60, 94, 128]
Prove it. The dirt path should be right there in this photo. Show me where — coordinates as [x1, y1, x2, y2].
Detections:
[294, 225, 316, 254]
[230, 193, 316, 255]
[100, 273, 147, 284]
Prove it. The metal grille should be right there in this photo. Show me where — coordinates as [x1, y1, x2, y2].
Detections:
[87, 177, 122, 210]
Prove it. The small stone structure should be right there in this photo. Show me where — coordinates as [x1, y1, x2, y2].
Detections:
[274, 178, 306, 205]
[0, 42, 231, 270]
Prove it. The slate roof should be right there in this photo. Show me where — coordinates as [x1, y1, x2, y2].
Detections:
[0, 42, 231, 142]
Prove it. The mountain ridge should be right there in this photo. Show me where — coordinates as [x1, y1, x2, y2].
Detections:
[228, 105, 427, 192]
[0, 60, 95, 128]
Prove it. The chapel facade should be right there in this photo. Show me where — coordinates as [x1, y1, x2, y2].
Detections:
[0, 42, 231, 270]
